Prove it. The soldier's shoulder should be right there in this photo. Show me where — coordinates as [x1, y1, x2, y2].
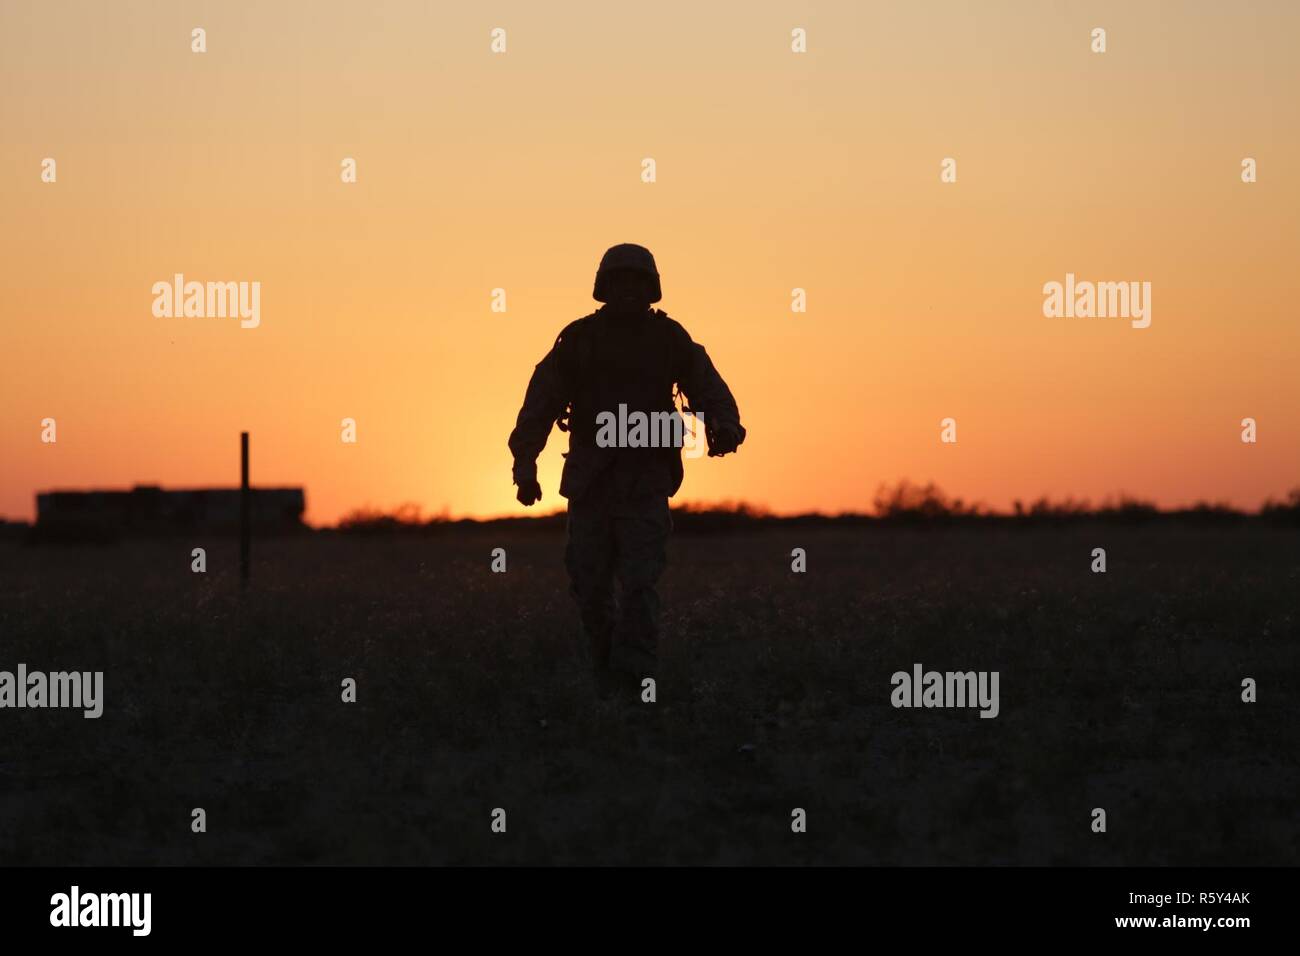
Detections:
[555, 312, 600, 344]
[651, 309, 693, 341]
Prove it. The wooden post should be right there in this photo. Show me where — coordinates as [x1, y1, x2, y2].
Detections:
[240, 431, 250, 587]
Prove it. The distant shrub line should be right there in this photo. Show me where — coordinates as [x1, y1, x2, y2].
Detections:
[331, 482, 1300, 534]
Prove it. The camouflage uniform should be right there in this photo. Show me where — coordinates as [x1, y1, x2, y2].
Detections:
[508, 247, 743, 677]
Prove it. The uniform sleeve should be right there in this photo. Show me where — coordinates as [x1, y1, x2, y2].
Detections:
[676, 327, 743, 433]
[507, 331, 574, 483]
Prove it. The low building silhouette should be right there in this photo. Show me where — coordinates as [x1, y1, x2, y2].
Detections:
[34, 484, 306, 540]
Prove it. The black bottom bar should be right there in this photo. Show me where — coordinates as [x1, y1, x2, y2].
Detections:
[1, 866, 1281, 943]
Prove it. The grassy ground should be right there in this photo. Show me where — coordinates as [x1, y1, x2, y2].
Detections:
[0, 522, 1296, 865]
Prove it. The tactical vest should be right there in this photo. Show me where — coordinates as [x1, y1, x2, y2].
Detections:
[559, 308, 686, 449]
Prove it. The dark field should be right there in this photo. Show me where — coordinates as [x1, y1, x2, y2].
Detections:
[1, 522, 1296, 865]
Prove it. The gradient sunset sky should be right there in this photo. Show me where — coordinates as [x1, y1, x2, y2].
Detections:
[3, 0, 1298, 525]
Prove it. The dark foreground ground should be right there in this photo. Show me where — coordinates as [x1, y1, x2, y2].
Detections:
[1, 522, 1296, 865]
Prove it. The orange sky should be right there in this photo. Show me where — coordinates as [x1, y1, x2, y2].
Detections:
[2, 0, 1298, 525]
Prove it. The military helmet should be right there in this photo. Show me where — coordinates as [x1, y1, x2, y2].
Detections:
[593, 243, 662, 304]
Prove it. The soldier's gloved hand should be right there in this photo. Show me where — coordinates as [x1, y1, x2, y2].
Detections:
[706, 422, 745, 457]
[515, 476, 542, 506]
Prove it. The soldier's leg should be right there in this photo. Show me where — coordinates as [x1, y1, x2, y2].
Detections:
[564, 495, 617, 672]
[609, 495, 671, 676]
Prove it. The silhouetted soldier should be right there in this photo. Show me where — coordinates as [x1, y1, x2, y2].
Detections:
[509, 244, 745, 690]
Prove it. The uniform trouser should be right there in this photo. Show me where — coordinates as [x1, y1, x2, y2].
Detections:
[564, 482, 671, 671]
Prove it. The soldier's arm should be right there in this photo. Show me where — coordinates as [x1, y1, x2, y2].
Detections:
[507, 337, 571, 486]
[683, 343, 741, 426]
[675, 331, 745, 455]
